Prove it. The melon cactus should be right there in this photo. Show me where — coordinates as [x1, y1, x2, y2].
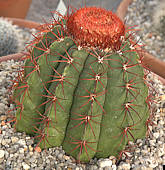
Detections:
[11, 7, 150, 162]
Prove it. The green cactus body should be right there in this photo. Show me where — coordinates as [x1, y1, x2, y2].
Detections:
[96, 42, 149, 158]
[13, 7, 150, 162]
[38, 48, 90, 148]
[62, 51, 108, 162]
[15, 37, 75, 134]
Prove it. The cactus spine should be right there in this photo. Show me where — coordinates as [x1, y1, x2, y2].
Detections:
[12, 7, 150, 162]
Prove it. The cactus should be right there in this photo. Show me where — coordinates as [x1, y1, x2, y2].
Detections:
[11, 7, 150, 162]
[0, 18, 20, 56]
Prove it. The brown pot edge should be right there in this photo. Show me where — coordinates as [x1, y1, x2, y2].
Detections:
[0, 0, 32, 19]
[5, 17, 41, 30]
[116, 0, 133, 22]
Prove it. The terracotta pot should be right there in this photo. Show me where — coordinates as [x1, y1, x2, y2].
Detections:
[116, 0, 132, 22]
[0, 0, 32, 19]
[0, 0, 18, 8]
[5, 17, 41, 30]
[0, 52, 29, 63]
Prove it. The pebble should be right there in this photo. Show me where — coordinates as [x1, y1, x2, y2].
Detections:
[0, 103, 5, 113]
[22, 162, 30, 170]
[0, 150, 5, 159]
[55, 149, 60, 156]
[11, 136, 19, 144]
[153, 132, 159, 139]
[17, 139, 26, 146]
[118, 163, 130, 170]
[57, 153, 64, 160]
[112, 165, 117, 170]
[29, 145, 33, 152]
[98, 159, 112, 168]
[1, 139, 7, 146]
[19, 148, 25, 154]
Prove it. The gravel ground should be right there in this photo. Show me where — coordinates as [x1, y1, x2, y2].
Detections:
[0, 0, 165, 169]
[126, 0, 165, 61]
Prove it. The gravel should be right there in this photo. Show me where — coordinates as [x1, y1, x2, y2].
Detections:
[126, 0, 165, 61]
[0, 0, 165, 169]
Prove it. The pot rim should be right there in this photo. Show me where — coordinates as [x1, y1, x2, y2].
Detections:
[4, 17, 41, 30]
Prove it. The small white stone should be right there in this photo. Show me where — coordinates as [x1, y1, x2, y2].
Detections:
[120, 163, 130, 170]
[159, 129, 164, 136]
[0, 150, 5, 159]
[29, 152, 33, 156]
[141, 149, 148, 155]
[63, 155, 70, 160]
[10, 153, 14, 158]
[136, 139, 143, 144]
[98, 159, 112, 168]
[0, 137, 2, 144]
[18, 139, 26, 146]
[22, 162, 30, 170]
[149, 162, 158, 168]
[25, 136, 31, 140]
[159, 120, 164, 125]
[11, 136, 19, 143]
[5, 139, 11, 144]
[135, 148, 141, 153]
[1, 139, 6, 146]
[149, 139, 156, 146]
[19, 148, 24, 154]
[153, 132, 159, 139]
[29, 145, 33, 152]
[0, 103, 5, 113]
[112, 164, 117, 170]
[157, 148, 164, 157]
[158, 141, 163, 145]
